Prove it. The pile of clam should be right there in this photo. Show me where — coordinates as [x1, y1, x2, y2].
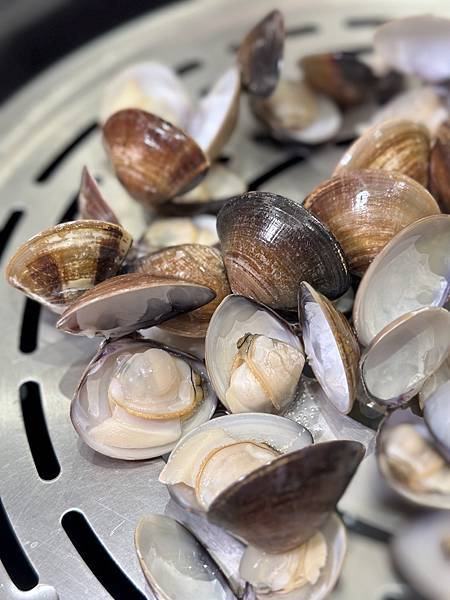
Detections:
[6, 9, 450, 600]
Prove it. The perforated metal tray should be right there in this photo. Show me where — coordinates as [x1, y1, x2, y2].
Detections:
[0, 1, 447, 598]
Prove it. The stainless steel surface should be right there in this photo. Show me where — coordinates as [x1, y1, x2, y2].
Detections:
[0, 1, 448, 598]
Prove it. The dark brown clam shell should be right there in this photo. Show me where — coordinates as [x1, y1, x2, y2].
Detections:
[299, 52, 376, 107]
[103, 109, 209, 208]
[207, 440, 364, 553]
[56, 272, 215, 337]
[217, 191, 350, 311]
[237, 10, 285, 97]
[78, 167, 119, 224]
[430, 120, 450, 213]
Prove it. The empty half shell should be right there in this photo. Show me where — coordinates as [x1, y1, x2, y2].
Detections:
[240, 514, 346, 600]
[72, 336, 217, 459]
[56, 273, 215, 338]
[299, 282, 359, 414]
[360, 307, 450, 408]
[304, 170, 440, 276]
[333, 119, 430, 187]
[300, 52, 376, 107]
[353, 214, 450, 346]
[377, 408, 450, 509]
[237, 9, 285, 97]
[103, 109, 209, 208]
[430, 120, 450, 214]
[5, 220, 132, 314]
[135, 514, 235, 600]
[205, 294, 304, 413]
[135, 244, 230, 337]
[217, 192, 350, 311]
[207, 440, 364, 553]
[160, 412, 313, 514]
[78, 167, 119, 224]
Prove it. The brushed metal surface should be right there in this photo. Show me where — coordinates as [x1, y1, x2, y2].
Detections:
[0, 1, 448, 598]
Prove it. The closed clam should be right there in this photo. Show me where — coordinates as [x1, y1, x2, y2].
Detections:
[299, 282, 359, 415]
[304, 170, 440, 276]
[6, 220, 132, 314]
[78, 167, 119, 224]
[140, 214, 218, 253]
[72, 336, 217, 460]
[333, 119, 430, 187]
[56, 272, 215, 338]
[377, 408, 450, 509]
[237, 9, 285, 97]
[353, 214, 450, 347]
[135, 244, 230, 337]
[299, 52, 376, 107]
[160, 412, 313, 513]
[360, 307, 450, 408]
[103, 109, 209, 208]
[217, 192, 350, 311]
[205, 294, 304, 413]
[430, 120, 450, 214]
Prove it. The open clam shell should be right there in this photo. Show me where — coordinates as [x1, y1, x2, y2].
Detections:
[72, 336, 217, 460]
[240, 514, 346, 600]
[100, 61, 193, 127]
[237, 9, 285, 98]
[207, 440, 364, 553]
[360, 307, 450, 408]
[135, 244, 230, 338]
[56, 273, 215, 338]
[217, 192, 350, 311]
[377, 408, 450, 510]
[140, 214, 218, 253]
[304, 170, 440, 276]
[374, 15, 450, 83]
[391, 512, 450, 600]
[353, 214, 450, 347]
[430, 120, 450, 214]
[333, 119, 430, 187]
[299, 282, 359, 415]
[103, 109, 209, 208]
[135, 514, 235, 600]
[205, 294, 304, 413]
[78, 167, 119, 224]
[299, 52, 376, 108]
[5, 220, 132, 314]
[160, 412, 313, 514]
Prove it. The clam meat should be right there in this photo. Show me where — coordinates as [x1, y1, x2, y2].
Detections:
[140, 215, 218, 253]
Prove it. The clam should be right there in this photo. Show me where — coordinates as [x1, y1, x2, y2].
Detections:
[360, 307, 450, 408]
[56, 273, 215, 338]
[159, 412, 313, 513]
[303, 170, 440, 276]
[135, 244, 231, 338]
[430, 120, 450, 213]
[237, 9, 285, 97]
[71, 336, 217, 459]
[299, 282, 359, 415]
[78, 167, 119, 224]
[250, 80, 342, 145]
[391, 513, 450, 600]
[299, 52, 376, 108]
[374, 15, 450, 83]
[135, 514, 235, 600]
[103, 109, 209, 208]
[353, 214, 450, 347]
[333, 119, 430, 187]
[217, 192, 350, 311]
[377, 408, 450, 509]
[240, 514, 346, 600]
[205, 295, 304, 413]
[5, 220, 132, 314]
[100, 61, 192, 127]
[357, 86, 448, 137]
[140, 215, 218, 253]
[207, 440, 364, 553]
